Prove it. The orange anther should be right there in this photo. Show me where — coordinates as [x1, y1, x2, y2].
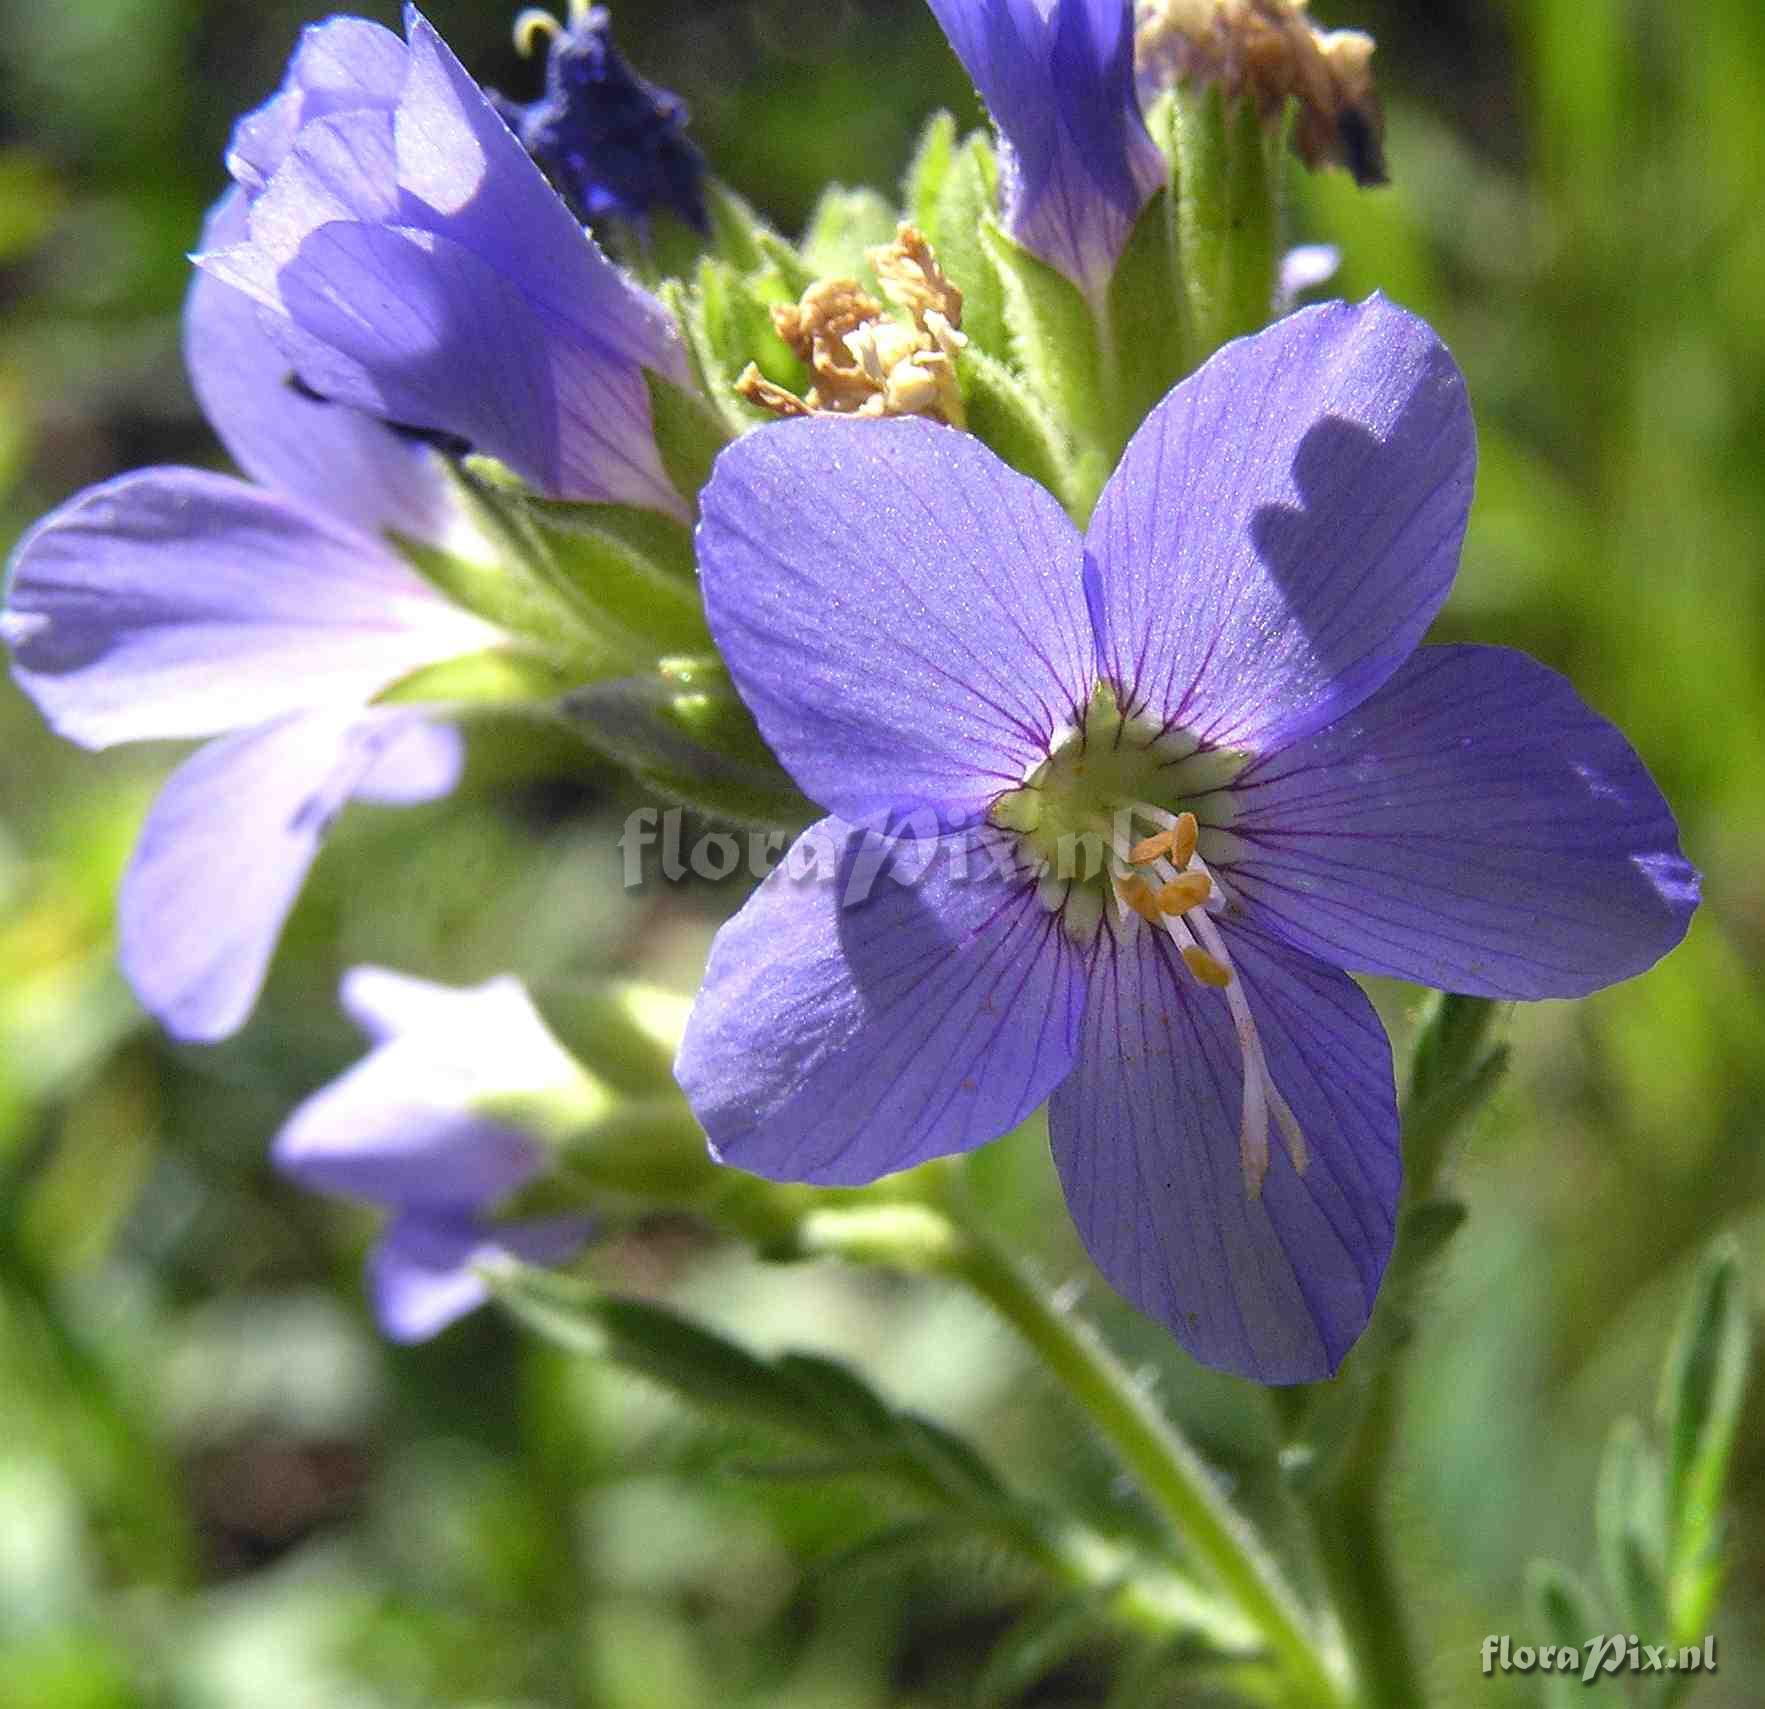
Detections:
[1116, 875, 1164, 924]
[1181, 944, 1233, 988]
[1170, 812, 1198, 869]
[1127, 829, 1174, 865]
[1156, 873, 1212, 915]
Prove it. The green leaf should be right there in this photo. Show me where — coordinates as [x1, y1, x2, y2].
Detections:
[932, 134, 1006, 356]
[1394, 1198, 1468, 1272]
[1659, 1236, 1751, 1638]
[957, 346, 1077, 502]
[980, 219, 1112, 515]
[903, 111, 958, 234]
[1595, 1417, 1669, 1643]
[494, 1269, 832, 1438]
[1401, 993, 1510, 1196]
[800, 184, 900, 282]
[1106, 182, 1187, 432]
[1525, 1561, 1622, 1708]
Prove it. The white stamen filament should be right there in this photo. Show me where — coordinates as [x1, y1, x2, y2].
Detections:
[1113, 807, 1309, 1198]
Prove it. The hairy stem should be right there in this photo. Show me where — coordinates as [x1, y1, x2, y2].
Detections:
[832, 1171, 1355, 1707]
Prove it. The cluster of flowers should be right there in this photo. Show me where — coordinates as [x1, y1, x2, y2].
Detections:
[3, 1, 1695, 1380]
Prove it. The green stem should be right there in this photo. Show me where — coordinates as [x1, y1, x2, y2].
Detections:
[1308, 1371, 1421, 1709]
[924, 1178, 1350, 1707]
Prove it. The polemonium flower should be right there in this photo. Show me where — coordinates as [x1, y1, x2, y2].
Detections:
[201, 7, 692, 520]
[275, 967, 597, 1342]
[490, 2, 708, 231]
[677, 297, 1697, 1383]
[926, 0, 1165, 305]
[3, 190, 506, 1043]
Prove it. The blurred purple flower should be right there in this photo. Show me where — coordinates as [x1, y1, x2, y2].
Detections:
[926, 0, 1164, 305]
[677, 296, 1697, 1383]
[275, 966, 594, 1342]
[199, 7, 692, 519]
[3, 188, 506, 1043]
[489, 2, 708, 232]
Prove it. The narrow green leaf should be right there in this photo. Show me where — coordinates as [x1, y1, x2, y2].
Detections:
[1595, 1417, 1669, 1643]
[975, 1590, 1114, 1709]
[1659, 1236, 1751, 1638]
[774, 1350, 902, 1441]
[1394, 1199, 1468, 1272]
[491, 1267, 834, 1439]
[1525, 1561, 1622, 1708]
[1401, 993, 1510, 1195]
[903, 111, 958, 236]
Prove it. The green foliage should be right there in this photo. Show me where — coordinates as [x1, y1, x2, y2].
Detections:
[1659, 1237, 1752, 1638]
[4, 1, 1765, 1703]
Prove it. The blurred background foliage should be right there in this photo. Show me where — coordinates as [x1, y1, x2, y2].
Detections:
[0, 0, 1760, 1704]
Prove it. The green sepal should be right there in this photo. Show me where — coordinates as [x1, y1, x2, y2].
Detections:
[701, 177, 769, 272]
[751, 229, 818, 299]
[980, 218, 1112, 516]
[1595, 1417, 1670, 1644]
[1172, 85, 1284, 364]
[519, 495, 710, 658]
[642, 369, 731, 508]
[927, 134, 1006, 356]
[390, 464, 630, 679]
[669, 258, 808, 435]
[1106, 179, 1187, 434]
[800, 184, 900, 283]
[1659, 1236, 1751, 1639]
[559, 656, 813, 829]
[957, 346, 1077, 508]
[902, 110, 957, 233]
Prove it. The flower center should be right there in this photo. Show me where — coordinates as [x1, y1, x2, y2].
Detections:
[988, 684, 1304, 1199]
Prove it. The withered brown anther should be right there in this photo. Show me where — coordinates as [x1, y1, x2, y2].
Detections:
[736, 224, 969, 427]
[1136, 0, 1387, 187]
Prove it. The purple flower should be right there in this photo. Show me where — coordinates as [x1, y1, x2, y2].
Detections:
[489, 3, 708, 232]
[676, 296, 1697, 1382]
[926, 0, 1164, 305]
[198, 7, 692, 519]
[275, 966, 595, 1342]
[3, 186, 507, 1044]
